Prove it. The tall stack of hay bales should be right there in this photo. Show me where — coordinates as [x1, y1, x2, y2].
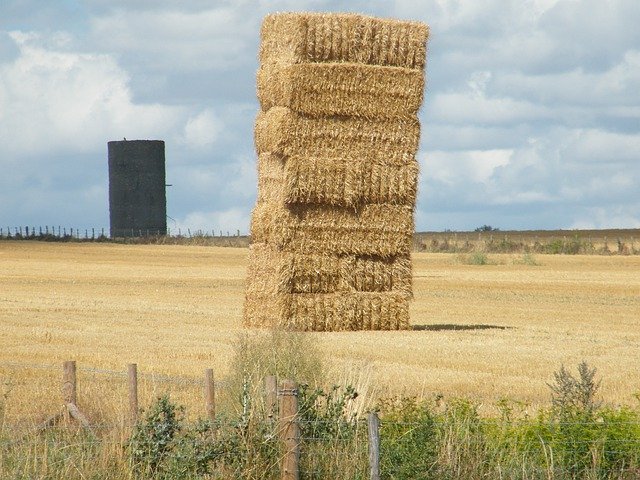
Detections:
[245, 13, 429, 331]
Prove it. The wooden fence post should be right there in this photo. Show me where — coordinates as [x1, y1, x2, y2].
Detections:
[128, 363, 138, 423]
[265, 375, 278, 423]
[279, 379, 299, 480]
[63, 360, 77, 405]
[205, 368, 215, 423]
[368, 412, 381, 480]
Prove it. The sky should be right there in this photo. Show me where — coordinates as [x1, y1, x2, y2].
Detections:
[1, 0, 639, 234]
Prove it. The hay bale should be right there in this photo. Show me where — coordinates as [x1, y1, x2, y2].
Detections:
[256, 153, 286, 204]
[257, 62, 424, 119]
[245, 242, 343, 294]
[257, 152, 418, 207]
[245, 12, 429, 331]
[260, 13, 429, 70]
[244, 290, 410, 331]
[255, 107, 420, 164]
[250, 202, 414, 257]
[246, 243, 412, 296]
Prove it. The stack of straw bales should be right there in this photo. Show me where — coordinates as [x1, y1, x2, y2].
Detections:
[245, 13, 429, 331]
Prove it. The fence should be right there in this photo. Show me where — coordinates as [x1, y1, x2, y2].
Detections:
[0, 361, 376, 479]
[2, 361, 640, 479]
[0, 226, 248, 240]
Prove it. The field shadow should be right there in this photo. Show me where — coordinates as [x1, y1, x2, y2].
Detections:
[412, 324, 512, 331]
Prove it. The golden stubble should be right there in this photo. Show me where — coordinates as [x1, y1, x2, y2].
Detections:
[1, 241, 639, 420]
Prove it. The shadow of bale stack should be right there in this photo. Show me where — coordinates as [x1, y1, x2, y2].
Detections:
[245, 13, 429, 331]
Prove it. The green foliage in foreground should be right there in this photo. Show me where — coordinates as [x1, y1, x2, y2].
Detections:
[3, 364, 640, 479]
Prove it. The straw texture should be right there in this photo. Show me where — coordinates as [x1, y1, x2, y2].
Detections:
[257, 152, 418, 207]
[257, 62, 424, 119]
[246, 243, 412, 296]
[260, 13, 429, 70]
[245, 12, 428, 331]
[255, 107, 420, 163]
[250, 202, 414, 257]
[244, 289, 410, 331]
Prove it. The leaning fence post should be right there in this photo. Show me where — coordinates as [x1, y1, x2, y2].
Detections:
[205, 368, 215, 423]
[128, 363, 138, 423]
[63, 360, 77, 405]
[279, 379, 299, 480]
[368, 412, 381, 480]
[265, 375, 278, 423]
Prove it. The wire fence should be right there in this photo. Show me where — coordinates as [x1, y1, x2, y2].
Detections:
[0, 225, 249, 240]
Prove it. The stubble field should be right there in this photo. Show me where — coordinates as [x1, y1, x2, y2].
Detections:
[1, 240, 639, 422]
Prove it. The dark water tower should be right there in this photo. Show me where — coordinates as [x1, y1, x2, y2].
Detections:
[108, 140, 167, 237]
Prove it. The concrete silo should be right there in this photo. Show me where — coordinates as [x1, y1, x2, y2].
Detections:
[108, 140, 167, 237]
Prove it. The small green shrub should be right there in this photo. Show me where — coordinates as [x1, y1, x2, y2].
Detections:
[542, 236, 593, 255]
[126, 395, 277, 479]
[545, 362, 605, 477]
[128, 394, 185, 478]
[514, 253, 540, 266]
[468, 252, 490, 265]
[378, 396, 439, 479]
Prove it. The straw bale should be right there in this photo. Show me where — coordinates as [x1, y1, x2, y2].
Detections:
[344, 255, 412, 297]
[285, 155, 418, 206]
[250, 202, 414, 257]
[257, 62, 424, 119]
[256, 153, 286, 204]
[255, 107, 420, 164]
[244, 290, 410, 331]
[246, 242, 343, 294]
[257, 152, 418, 207]
[246, 243, 412, 296]
[260, 13, 429, 70]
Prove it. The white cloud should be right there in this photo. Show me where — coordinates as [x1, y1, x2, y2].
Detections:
[89, 7, 258, 72]
[562, 129, 640, 164]
[182, 109, 223, 150]
[569, 207, 640, 230]
[422, 149, 512, 185]
[427, 89, 550, 126]
[493, 50, 640, 108]
[1, 0, 639, 232]
[0, 31, 184, 159]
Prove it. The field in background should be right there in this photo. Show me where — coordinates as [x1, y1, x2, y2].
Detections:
[1, 240, 639, 423]
[3, 227, 639, 254]
[415, 228, 640, 254]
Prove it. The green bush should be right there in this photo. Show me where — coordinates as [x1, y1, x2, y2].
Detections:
[128, 394, 185, 478]
[467, 252, 490, 265]
[378, 396, 439, 479]
[6, 362, 640, 479]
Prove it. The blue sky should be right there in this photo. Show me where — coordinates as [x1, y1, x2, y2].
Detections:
[1, 0, 639, 233]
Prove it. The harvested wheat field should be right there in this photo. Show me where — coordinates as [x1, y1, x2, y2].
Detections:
[1, 241, 639, 419]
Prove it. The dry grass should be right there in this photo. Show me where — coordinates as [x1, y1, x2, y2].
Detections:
[1, 241, 640, 421]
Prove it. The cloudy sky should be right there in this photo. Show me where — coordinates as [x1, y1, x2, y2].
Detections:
[1, 0, 638, 234]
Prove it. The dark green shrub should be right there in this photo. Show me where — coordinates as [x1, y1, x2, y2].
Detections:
[546, 362, 605, 477]
[378, 397, 439, 479]
[128, 394, 184, 478]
